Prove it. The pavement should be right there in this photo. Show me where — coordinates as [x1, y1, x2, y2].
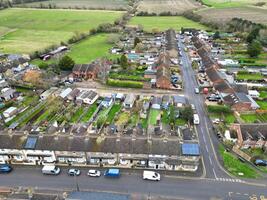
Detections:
[0, 166, 267, 200]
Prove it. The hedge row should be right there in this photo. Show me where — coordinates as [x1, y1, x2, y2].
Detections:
[207, 105, 232, 114]
[109, 73, 149, 82]
[107, 79, 143, 88]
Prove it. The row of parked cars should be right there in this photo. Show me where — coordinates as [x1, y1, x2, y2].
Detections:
[41, 165, 161, 181]
[0, 164, 161, 181]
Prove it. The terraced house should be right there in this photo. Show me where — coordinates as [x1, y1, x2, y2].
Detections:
[0, 130, 200, 172]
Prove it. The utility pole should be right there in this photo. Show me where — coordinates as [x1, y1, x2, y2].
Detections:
[74, 173, 80, 192]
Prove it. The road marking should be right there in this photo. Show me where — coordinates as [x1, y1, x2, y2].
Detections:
[209, 156, 213, 165]
[205, 145, 209, 153]
[212, 168, 217, 179]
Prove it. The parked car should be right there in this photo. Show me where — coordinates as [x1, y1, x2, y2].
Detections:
[87, 169, 101, 177]
[255, 159, 267, 166]
[191, 104, 196, 110]
[42, 165, 60, 175]
[194, 88, 200, 94]
[143, 170, 160, 181]
[68, 168, 81, 176]
[104, 168, 120, 178]
[0, 164, 12, 173]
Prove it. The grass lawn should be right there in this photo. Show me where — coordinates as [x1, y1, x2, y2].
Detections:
[148, 109, 160, 126]
[129, 16, 208, 32]
[161, 109, 170, 125]
[256, 100, 267, 110]
[32, 33, 118, 65]
[175, 118, 187, 126]
[106, 103, 121, 124]
[219, 145, 260, 178]
[225, 114, 236, 124]
[81, 103, 97, 123]
[70, 106, 85, 123]
[141, 117, 148, 129]
[259, 91, 267, 98]
[0, 8, 124, 54]
[67, 34, 117, 64]
[129, 112, 139, 126]
[236, 73, 264, 81]
[115, 111, 130, 126]
[240, 113, 259, 123]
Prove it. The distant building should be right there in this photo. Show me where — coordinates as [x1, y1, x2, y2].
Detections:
[0, 88, 15, 101]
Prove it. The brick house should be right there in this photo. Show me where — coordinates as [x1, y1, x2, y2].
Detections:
[72, 60, 111, 80]
[223, 92, 259, 112]
[231, 123, 267, 149]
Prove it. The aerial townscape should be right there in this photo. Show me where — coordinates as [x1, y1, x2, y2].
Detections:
[0, 0, 267, 199]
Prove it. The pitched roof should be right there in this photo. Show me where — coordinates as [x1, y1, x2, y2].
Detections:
[205, 66, 223, 83]
[239, 123, 267, 141]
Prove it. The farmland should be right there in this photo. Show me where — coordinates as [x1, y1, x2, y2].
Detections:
[15, 0, 129, 10]
[201, 0, 267, 8]
[0, 8, 124, 54]
[129, 16, 208, 32]
[196, 7, 267, 25]
[137, 0, 202, 15]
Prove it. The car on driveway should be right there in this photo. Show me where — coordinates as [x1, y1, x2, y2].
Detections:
[87, 169, 101, 177]
[68, 168, 81, 176]
[0, 164, 12, 173]
[143, 170, 160, 181]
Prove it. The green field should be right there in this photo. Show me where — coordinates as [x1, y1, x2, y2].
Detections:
[15, 0, 128, 10]
[67, 34, 116, 64]
[128, 16, 208, 32]
[0, 8, 124, 54]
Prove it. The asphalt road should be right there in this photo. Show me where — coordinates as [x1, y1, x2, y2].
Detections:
[177, 36, 231, 179]
[0, 167, 267, 200]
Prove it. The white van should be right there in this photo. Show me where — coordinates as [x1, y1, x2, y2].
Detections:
[143, 170, 160, 181]
[193, 114, 200, 125]
[42, 165, 61, 175]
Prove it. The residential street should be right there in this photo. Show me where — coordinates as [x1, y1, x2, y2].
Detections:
[178, 35, 236, 179]
[0, 167, 266, 200]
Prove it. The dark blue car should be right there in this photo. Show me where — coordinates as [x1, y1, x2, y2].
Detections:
[0, 164, 12, 173]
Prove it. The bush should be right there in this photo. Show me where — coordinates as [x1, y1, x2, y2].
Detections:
[107, 79, 143, 88]
[58, 55, 75, 71]
[207, 105, 232, 114]
[38, 62, 49, 70]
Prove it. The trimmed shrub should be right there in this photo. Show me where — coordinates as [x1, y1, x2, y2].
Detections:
[107, 78, 143, 88]
[207, 105, 232, 114]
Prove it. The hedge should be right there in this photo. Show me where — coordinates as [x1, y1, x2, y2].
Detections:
[107, 78, 143, 88]
[109, 73, 149, 82]
[207, 105, 232, 114]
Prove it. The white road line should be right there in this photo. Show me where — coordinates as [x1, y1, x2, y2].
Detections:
[205, 145, 209, 153]
[209, 156, 213, 165]
[203, 135, 207, 143]
[212, 168, 217, 179]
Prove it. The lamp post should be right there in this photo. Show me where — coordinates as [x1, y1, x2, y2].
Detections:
[74, 173, 80, 192]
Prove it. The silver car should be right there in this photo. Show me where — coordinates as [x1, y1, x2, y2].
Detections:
[87, 169, 101, 177]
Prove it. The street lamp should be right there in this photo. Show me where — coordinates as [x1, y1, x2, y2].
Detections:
[74, 173, 80, 192]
